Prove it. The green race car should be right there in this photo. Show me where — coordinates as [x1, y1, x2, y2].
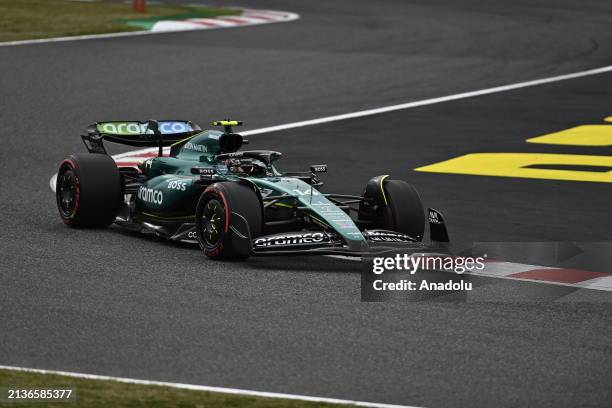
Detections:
[56, 120, 450, 260]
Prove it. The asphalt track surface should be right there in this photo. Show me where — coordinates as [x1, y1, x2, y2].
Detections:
[1, 1, 612, 407]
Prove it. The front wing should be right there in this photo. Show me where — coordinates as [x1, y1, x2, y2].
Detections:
[228, 208, 450, 257]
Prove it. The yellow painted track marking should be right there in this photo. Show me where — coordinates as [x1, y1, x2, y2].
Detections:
[527, 125, 612, 146]
[415, 153, 612, 183]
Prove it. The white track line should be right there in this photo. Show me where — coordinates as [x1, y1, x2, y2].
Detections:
[0, 30, 156, 47]
[242, 65, 612, 136]
[0, 9, 298, 47]
[0, 365, 421, 408]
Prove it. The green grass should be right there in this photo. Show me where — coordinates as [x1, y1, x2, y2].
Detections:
[0, 369, 354, 408]
[0, 0, 241, 42]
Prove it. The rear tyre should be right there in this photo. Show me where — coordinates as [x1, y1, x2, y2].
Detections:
[56, 154, 123, 228]
[195, 182, 263, 261]
[360, 177, 425, 241]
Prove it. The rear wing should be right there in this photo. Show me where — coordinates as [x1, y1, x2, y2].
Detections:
[81, 120, 201, 154]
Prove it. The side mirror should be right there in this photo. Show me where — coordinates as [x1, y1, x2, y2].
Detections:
[310, 164, 328, 173]
[309, 164, 327, 188]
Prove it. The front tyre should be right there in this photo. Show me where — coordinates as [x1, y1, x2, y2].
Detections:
[359, 176, 425, 241]
[383, 179, 425, 240]
[56, 154, 123, 228]
[195, 182, 263, 261]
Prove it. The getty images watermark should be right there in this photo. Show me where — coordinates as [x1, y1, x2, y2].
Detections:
[361, 253, 486, 301]
[360, 242, 612, 302]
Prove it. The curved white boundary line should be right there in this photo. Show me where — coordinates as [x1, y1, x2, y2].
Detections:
[0, 9, 299, 47]
[0, 365, 421, 408]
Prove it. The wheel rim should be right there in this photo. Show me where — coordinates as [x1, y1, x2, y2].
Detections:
[201, 198, 225, 247]
[58, 169, 78, 218]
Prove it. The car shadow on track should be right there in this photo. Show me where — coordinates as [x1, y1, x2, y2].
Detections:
[111, 226, 361, 274]
[241, 255, 361, 274]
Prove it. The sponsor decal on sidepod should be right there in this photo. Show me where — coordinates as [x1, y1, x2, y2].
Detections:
[138, 187, 163, 205]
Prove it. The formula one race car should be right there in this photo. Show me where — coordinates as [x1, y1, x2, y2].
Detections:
[56, 120, 450, 260]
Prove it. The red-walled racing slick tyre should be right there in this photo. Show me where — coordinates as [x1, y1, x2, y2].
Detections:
[196, 182, 263, 260]
[56, 153, 122, 228]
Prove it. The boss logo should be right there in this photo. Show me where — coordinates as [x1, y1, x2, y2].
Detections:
[310, 164, 328, 173]
[191, 167, 216, 178]
[167, 180, 188, 191]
